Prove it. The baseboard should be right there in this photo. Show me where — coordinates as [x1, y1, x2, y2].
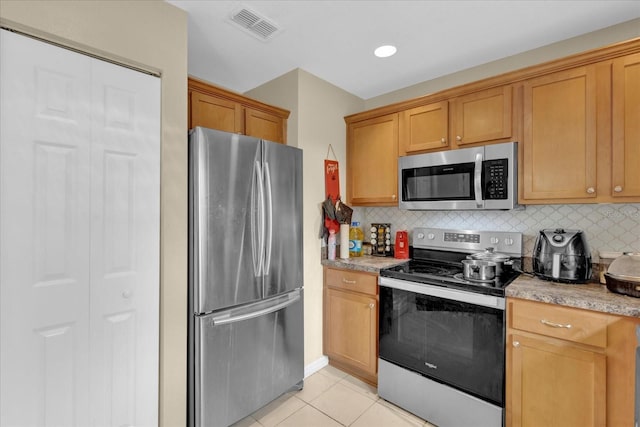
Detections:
[304, 355, 329, 378]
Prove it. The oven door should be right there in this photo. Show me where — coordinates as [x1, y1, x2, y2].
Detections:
[379, 277, 505, 407]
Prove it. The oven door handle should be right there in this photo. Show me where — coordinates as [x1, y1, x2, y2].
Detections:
[379, 276, 505, 310]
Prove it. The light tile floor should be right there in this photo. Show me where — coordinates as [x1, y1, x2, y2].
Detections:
[231, 365, 437, 427]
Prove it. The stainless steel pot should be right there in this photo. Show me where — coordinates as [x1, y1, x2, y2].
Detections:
[462, 259, 497, 281]
[604, 253, 640, 298]
[467, 247, 513, 276]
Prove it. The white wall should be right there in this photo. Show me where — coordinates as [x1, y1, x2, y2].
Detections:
[246, 69, 362, 367]
[0, 2, 188, 426]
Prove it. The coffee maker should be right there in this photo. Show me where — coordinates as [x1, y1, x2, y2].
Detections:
[533, 228, 592, 283]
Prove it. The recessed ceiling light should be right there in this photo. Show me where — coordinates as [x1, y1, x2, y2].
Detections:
[374, 45, 397, 58]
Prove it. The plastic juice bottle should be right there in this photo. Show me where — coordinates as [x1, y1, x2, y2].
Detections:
[349, 222, 364, 257]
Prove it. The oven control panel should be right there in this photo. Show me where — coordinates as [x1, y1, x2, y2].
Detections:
[444, 232, 481, 244]
[413, 227, 523, 257]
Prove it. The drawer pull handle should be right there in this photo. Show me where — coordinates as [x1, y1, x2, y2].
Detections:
[342, 278, 357, 284]
[540, 319, 572, 329]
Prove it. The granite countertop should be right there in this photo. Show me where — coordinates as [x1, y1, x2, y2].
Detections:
[321, 255, 409, 274]
[506, 273, 640, 318]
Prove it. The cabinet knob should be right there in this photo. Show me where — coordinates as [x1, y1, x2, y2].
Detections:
[369, 303, 375, 309]
[391, 194, 397, 200]
[122, 290, 132, 299]
[586, 187, 595, 194]
[456, 135, 462, 141]
[614, 185, 623, 193]
[513, 341, 520, 348]
[441, 137, 446, 144]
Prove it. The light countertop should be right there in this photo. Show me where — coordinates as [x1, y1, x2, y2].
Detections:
[321, 255, 409, 274]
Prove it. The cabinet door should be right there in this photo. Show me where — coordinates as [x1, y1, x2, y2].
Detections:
[454, 86, 513, 146]
[190, 90, 242, 133]
[347, 113, 399, 206]
[245, 107, 285, 143]
[508, 333, 606, 427]
[522, 66, 597, 201]
[324, 287, 377, 376]
[612, 52, 640, 198]
[399, 101, 449, 154]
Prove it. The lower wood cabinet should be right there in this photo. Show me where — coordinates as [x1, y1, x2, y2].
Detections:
[506, 298, 640, 427]
[323, 267, 378, 386]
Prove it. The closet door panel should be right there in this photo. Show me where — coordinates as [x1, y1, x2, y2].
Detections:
[89, 58, 161, 427]
[0, 29, 92, 427]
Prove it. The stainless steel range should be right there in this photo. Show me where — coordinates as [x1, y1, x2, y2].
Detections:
[378, 227, 523, 427]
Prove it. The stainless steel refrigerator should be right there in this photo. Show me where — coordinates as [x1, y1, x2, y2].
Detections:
[188, 127, 304, 427]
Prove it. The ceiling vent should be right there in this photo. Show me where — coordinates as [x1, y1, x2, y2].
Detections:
[229, 6, 281, 41]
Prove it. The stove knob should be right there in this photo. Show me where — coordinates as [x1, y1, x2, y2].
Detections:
[504, 237, 514, 246]
[490, 237, 499, 245]
[427, 233, 435, 240]
[416, 232, 425, 240]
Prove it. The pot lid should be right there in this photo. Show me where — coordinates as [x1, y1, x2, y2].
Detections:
[468, 247, 511, 262]
[607, 253, 640, 282]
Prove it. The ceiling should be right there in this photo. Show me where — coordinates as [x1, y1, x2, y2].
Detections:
[167, 1, 640, 99]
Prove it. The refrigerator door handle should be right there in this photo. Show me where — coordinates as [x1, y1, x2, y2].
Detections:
[252, 160, 266, 277]
[209, 290, 301, 326]
[264, 161, 273, 275]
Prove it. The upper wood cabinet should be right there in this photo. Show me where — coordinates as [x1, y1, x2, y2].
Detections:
[521, 66, 598, 201]
[399, 101, 449, 154]
[520, 51, 640, 204]
[453, 86, 515, 146]
[346, 113, 399, 206]
[188, 77, 289, 144]
[398, 86, 516, 155]
[611, 52, 640, 199]
[190, 90, 242, 133]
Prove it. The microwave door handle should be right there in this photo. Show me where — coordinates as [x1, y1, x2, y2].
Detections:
[474, 152, 483, 208]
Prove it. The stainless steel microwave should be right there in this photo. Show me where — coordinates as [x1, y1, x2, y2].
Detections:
[399, 142, 519, 210]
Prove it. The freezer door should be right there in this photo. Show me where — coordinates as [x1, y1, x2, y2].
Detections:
[193, 290, 304, 427]
[262, 140, 303, 297]
[189, 127, 264, 313]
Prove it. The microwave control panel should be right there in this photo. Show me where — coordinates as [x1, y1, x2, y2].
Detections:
[483, 159, 508, 199]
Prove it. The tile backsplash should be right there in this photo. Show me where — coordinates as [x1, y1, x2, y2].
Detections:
[356, 203, 640, 260]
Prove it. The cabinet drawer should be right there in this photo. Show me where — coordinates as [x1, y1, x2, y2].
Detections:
[325, 268, 378, 296]
[509, 299, 608, 348]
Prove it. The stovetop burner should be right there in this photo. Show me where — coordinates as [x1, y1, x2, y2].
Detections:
[380, 247, 522, 297]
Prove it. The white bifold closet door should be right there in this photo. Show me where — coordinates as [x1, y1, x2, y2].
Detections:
[0, 29, 160, 427]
